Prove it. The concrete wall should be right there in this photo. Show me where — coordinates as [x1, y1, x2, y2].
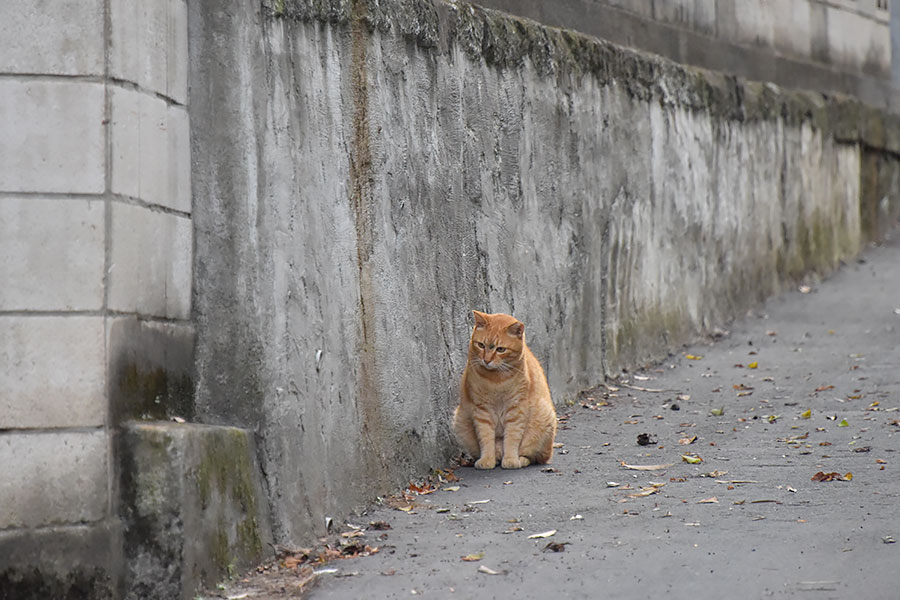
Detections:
[0, 0, 192, 596]
[473, 0, 899, 113]
[190, 0, 900, 546]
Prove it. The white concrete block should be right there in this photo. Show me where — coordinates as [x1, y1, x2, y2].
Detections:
[108, 202, 192, 319]
[0, 316, 106, 429]
[0, 81, 105, 194]
[826, 6, 890, 74]
[772, 0, 812, 59]
[110, 0, 188, 104]
[0, 0, 104, 75]
[167, 105, 192, 214]
[0, 198, 105, 311]
[0, 431, 108, 528]
[110, 86, 191, 213]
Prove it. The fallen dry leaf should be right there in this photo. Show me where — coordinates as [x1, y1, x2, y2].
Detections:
[801, 409, 812, 419]
[478, 565, 503, 575]
[682, 454, 703, 464]
[340, 530, 365, 538]
[527, 530, 557, 539]
[627, 487, 660, 498]
[442, 486, 460, 492]
[620, 461, 675, 471]
[461, 552, 484, 562]
[543, 542, 568, 552]
[697, 497, 719, 504]
[679, 436, 698, 445]
[685, 354, 703, 360]
[699, 470, 728, 478]
[748, 362, 758, 369]
[811, 471, 852, 482]
[815, 385, 835, 392]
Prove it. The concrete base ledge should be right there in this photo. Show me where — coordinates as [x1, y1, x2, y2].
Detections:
[0, 522, 121, 600]
[117, 422, 273, 600]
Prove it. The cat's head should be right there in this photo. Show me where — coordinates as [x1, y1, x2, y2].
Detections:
[469, 310, 525, 371]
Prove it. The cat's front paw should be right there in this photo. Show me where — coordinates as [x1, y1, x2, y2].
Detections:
[501, 456, 529, 469]
[474, 456, 497, 470]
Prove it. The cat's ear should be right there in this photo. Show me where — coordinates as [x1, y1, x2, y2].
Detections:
[507, 321, 524, 338]
[472, 310, 488, 329]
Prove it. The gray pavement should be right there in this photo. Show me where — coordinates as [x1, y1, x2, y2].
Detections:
[223, 233, 900, 600]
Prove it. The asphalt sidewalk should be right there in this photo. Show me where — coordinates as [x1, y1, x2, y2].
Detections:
[218, 232, 900, 600]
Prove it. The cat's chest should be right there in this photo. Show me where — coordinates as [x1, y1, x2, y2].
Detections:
[468, 377, 526, 408]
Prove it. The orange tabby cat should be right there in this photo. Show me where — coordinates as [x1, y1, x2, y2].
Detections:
[452, 311, 557, 469]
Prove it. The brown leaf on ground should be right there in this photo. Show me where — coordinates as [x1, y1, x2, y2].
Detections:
[679, 436, 698, 445]
[815, 385, 835, 392]
[699, 470, 728, 478]
[811, 471, 852, 482]
[461, 552, 484, 562]
[543, 542, 568, 552]
[697, 497, 719, 504]
[408, 482, 436, 495]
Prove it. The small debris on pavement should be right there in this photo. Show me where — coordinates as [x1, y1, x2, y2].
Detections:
[478, 565, 503, 575]
[637, 433, 656, 446]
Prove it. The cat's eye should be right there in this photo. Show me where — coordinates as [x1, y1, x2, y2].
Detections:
[475, 342, 485, 349]
[496, 347, 507, 353]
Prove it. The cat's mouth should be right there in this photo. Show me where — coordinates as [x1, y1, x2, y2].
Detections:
[480, 360, 500, 370]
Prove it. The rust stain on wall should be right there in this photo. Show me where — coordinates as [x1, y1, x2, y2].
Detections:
[348, 0, 388, 478]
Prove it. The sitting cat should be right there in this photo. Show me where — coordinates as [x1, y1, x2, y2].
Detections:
[452, 310, 557, 469]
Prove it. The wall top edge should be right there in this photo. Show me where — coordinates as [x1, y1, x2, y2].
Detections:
[260, 0, 900, 155]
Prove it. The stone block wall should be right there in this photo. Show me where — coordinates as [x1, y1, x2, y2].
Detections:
[0, 0, 192, 596]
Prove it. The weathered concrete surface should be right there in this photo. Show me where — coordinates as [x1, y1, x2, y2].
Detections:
[190, 0, 900, 548]
[117, 422, 273, 600]
[257, 230, 899, 600]
[0, 523, 121, 600]
[474, 0, 899, 113]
